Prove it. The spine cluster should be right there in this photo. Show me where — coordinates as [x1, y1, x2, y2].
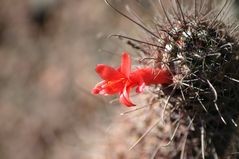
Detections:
[94, 0, 239, 158]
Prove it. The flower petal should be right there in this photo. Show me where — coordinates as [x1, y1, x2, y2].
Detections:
[91, 81, 107, 95]
[119, 94, 136, 107]
[92, 88, 100, 94]
[120, 52, 131, 77]
[129, 71, 145, 93]
[119, 84, 135, 107]
[136, 82, 145, 93]
[92, 80, 126, 95]
[134, 68, 172, 85]
[96, 64, 123, 80]
[151, 69, 173, 84]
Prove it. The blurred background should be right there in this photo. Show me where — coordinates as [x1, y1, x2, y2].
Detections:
[0, 0, 130, 158]
[0, 0, 239, 159]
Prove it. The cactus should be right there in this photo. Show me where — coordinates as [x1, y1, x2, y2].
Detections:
[93, 0, 239, 158]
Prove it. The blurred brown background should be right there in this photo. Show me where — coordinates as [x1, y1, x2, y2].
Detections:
[0, 0, 239, 159]
[0, 0, 131, 158]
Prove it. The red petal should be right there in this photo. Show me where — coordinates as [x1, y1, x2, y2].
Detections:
[120, 52, 131, 78]
[92, 80, 126, 95]
[129, 71, 145, 93]
[91, 81, 107, 95]
[103, 80, 125, 94]
[92, 88, 100, 94]
[136, 82, 145, 93]
[134, 68, 173, 85]
[119, 84, 136, 107]
[152, 69, 173, 84]
[96, 64, 123, 80]
[119, 94, 136, 107]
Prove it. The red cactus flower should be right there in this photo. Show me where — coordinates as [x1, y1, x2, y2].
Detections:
[92, 52, 141, 106]
[92, 52, 172, 106]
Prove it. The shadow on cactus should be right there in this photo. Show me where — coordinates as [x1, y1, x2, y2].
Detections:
[92, 0, 239, 158]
